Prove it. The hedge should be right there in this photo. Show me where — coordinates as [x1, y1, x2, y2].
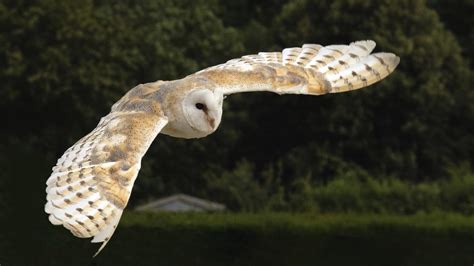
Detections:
[5, 212, 474, 266]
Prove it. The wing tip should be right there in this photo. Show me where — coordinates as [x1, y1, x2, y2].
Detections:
[93, 240, 109, 258]
[90, 209, 123, 257]
[373, 52, 401, 70]
[391, 54, 401, 68]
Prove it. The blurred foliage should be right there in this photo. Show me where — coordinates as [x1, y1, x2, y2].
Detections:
[0, 0, 473, 215]
[12, 211, 474, 265]
[204, 161, 474, 214]
[272, 0, 473, 180]
[306, 164, 474, 214]
[205, 160, 287, 211]
[429, 0, 474, 66]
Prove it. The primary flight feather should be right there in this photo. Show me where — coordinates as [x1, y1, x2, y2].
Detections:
[45, 40, 399, 255]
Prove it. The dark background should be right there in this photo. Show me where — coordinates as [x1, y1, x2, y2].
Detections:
[0, 0, 473, 265]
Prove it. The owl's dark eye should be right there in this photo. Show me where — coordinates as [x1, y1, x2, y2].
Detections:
[195, 103, 206, 110]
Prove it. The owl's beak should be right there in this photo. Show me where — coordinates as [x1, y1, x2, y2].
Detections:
[207, 116, 216, 129]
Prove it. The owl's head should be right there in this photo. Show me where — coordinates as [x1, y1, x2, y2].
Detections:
[181, 88, 223, 137]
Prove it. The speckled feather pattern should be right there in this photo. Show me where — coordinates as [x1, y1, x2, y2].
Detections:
[196, 40, 399, 95]
[45, 85, 168, 255]
[45, 40, 399, 256]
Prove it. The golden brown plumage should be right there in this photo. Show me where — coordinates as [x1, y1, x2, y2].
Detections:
[45, 40, 399, 255]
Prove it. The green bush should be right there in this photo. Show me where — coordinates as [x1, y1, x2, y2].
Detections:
[440, 164, 474, 214]
[286, 164, 474, 214]
[201, 160, 474, 214]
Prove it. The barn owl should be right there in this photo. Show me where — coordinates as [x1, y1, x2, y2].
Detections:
[45, 40, 399, 255]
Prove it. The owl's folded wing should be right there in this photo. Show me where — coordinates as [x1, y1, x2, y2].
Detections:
[45, 110, 168, 256]
[195, 40, 399, 96]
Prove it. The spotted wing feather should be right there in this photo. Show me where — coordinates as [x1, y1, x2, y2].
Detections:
[45, 110, 168, 256]
[196, 40, 399, 95]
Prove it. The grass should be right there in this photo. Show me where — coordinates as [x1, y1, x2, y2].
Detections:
[5, 212, 474, 266]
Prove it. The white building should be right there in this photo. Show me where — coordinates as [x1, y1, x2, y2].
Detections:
[135, 194, 226, 212]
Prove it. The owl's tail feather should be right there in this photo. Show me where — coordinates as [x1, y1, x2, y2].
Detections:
[308, 40, 399, 93]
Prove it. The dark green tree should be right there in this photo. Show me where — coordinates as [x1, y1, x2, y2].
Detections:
[234, 0, 474, 184]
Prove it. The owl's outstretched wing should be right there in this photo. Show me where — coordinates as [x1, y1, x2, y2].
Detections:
[195, 40, 399, 95]
[45, 107, 168, 256]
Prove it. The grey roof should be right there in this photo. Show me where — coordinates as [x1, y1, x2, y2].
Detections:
[135, 193, 226, 212]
